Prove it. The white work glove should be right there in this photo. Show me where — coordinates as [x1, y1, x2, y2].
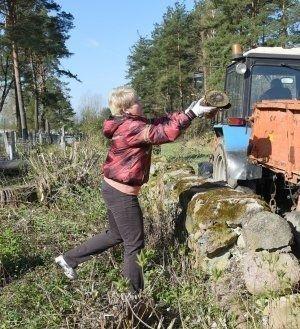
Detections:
[185, 98, 217, 117]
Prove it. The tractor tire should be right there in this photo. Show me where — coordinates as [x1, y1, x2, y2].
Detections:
[213, 144, 237, 188]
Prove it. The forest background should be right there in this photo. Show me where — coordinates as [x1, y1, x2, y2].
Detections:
[0, 0, 299, 139]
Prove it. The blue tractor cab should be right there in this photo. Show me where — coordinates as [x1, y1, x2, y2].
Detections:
[212, 46, 300, 187]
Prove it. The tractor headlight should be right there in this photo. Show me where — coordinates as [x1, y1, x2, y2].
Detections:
[236, 62, 247, 75]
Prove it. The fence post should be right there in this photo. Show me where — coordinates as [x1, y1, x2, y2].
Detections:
[10, 131, 16, 160]
[38, 132, 43, 144]
[33, 132, 37, 145]
[60, 125, 66, 150]
[3, 132, 9, 158]
[2, 132, 14, 160]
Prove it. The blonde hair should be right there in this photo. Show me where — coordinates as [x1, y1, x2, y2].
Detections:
[108, 86, 139, 116]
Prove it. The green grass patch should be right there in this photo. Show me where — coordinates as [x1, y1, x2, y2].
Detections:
[161, 135, 213, 172]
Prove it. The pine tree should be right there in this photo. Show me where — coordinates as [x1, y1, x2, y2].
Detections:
[151, 3, 196, 111]
[127, 3, 196, 113]
[127, 36, 156, 115]
[129, 0, 300, 110]
[191, 0, 300, 89]
[0, 0, 76, 138]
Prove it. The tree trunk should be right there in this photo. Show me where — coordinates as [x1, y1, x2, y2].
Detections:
[30, 54, 39, 133]
[12, 43, 27, 140]
[7, 0, 28, 140]
[45, 118, 52, 143]
[39, 67, 47, 132]
[14, 79, 21, 136]
[0, 55, 13, 113]
[177, 31, 184, 110]
[280, 0, 288, 46]
[34, 94, 39, 132]
[200, 30, 208, 92]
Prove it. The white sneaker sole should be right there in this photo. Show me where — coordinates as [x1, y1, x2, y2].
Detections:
[55, 255, 77, 280]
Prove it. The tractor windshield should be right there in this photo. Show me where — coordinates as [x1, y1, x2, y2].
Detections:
[250, 64, 300, 110]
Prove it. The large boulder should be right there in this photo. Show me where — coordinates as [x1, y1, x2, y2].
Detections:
[172, 175, 207, 198]
[185, 186, 267, 257]
[203, 250, 232, 273]
[149, 158, 195, 178]
[243, 251, 300, 295]
[186, 188, 266, 234]
[242, 211, 294, 251]
[196, 223, 238, 257]
[263, 294, 300, 329]
[210, 257, 249, 327]
[142, 161, 196, 218]
[285, 211, 300, 249]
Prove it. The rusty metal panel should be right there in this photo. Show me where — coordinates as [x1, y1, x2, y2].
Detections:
[248, 100, 300, 184]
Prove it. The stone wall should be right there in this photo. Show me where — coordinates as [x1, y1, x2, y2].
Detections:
[141, 160, 300, 329]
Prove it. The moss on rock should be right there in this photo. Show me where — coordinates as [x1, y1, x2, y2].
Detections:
[197, 223, 238, 257]
[186, 187, 266, 235]
[184, 184, 268, 258]
[172, 176, 206, 198]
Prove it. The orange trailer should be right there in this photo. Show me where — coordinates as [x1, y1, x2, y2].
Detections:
[248, 100, 300, 209]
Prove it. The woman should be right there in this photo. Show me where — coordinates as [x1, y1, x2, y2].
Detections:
[55, 86, 216, 293]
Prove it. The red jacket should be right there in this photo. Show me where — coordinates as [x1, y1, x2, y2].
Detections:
[102, 111, 194, 186]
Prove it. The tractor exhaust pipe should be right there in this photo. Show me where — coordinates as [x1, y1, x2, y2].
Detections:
[232, 44, 243, 60]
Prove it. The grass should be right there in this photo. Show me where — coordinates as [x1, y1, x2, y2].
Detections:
[0, 184, 237, 328]
[0, 186, 125, 328]
[0, 132, 268, 328]
[161, 133, 214, 173]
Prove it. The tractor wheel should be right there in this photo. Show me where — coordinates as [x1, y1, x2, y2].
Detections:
[213, 144, 237, 187]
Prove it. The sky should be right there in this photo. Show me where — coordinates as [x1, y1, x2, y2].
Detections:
[56, 0, 195, 113]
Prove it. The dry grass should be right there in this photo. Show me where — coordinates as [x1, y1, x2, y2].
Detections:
[0, 131, 265, 329]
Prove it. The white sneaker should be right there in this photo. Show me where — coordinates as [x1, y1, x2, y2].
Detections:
[55, 255, 77, 280]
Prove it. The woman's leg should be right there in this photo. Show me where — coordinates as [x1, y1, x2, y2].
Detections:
[63, 208, 123, 268]
[61, 181, 145, 292]
[120, 196, 145, 293]
[106, 192, 145, 293]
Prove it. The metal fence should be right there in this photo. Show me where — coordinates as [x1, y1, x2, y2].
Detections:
[0, 130, 76, 161]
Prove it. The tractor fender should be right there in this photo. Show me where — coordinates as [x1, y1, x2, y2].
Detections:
[213, 124, 262, 181]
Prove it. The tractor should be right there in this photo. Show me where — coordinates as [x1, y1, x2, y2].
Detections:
[212, 44, 300, 213]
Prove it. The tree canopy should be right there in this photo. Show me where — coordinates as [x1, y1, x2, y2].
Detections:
[127, 0, 300, 115]
[0, 0, 76, 138]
